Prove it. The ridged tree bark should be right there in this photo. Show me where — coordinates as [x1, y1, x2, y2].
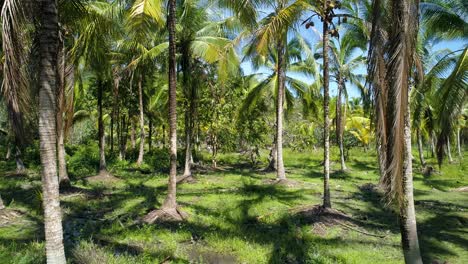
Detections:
[336, 76, 347, 171]
[276, 39, 286, 181]
[97, 80, 107, 174]
[162, 0, 178, 209]
[322, 8, 331, 208]
[38, 0, 66, 262]
[136, 74, 145, 166]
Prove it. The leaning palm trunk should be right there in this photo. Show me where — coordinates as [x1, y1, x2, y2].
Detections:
[416, 128, 425, 167]
[162, 0, 178, 209]
[136, 75, 145, 166]
[336, 77, 347, 171]
[38, 0, 66, 262]
[276, 40, 286, 181]
[322, 10, 331, 208]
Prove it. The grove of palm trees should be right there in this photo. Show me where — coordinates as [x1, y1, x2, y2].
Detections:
[0, 0, 466, 263]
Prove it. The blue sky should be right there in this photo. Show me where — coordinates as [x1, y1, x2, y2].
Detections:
[235, 7, 467, 100]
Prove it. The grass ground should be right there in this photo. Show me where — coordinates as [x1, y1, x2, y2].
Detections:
[0, 147, 466, 263]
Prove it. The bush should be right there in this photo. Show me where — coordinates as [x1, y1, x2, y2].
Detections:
[67, 142, 100, 179]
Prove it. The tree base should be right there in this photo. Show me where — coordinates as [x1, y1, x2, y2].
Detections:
[141, 206, 188, 224]
[87, 170, 120, 183]
[263, 178, 298, 187]
[177, 174, 197, 184]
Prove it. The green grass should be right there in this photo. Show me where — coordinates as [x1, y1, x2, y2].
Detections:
[0, 147, 467, 263]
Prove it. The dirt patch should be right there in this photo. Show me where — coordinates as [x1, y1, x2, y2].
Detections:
[263, 178, 300, 187]
[86, 171, 120, 183]
[141, 206, 188, 224]
[294, 205, 386, 238]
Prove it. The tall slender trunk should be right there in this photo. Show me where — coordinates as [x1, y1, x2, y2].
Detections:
[276, 40, 286, 180]
[57, 124, 69, 186]
[457, 127, 462, 160]
[400, 104, 423, 264]
[137, 75, 145, 166]
[447, 137, 453, 163]
[57, 35, 69, 186]
[267, 138, 277, 171]
[336, 77, 347, 171]
[322, 12, 331, 208]
[98, 81, 107, 173]
[111, 78, 120, 154]
[162, 124, 166, 148]
[416, 128, 425, 167]
[430, 132, 436, 158]
[131, 119, 136, 150]
[0, 194, 4, 210]
[148, 119, 153, 152]
[119, 114, 128, 160]
[110, 113, 114, 153]
[15, 147, 25, 172]
[38, 1, 66, 262]
[182, 49, 192, 177]
[163, 0, 178, 209]
[5, 144, 11, 160]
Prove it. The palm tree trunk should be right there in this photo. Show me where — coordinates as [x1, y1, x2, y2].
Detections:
[430, 132, 436, 158]
[162, 0, 178, 209]
[0, 194, 4, 210]
[38, 0, 66, 262]
[400, 106, 423, 264]
[337, 77, 347, 171]
[131, 119, 136, 150]
[416, 128, 426, 167]
[276, 40, 286, 181]
[322, 12, 331, 208]
[137, 75, 145, 166]
[148, 119, 153, 152]
[447, 137, 453, 163]
[457, 127, 462, 160]
[15, 147, 25, 172]
[98, 81, 107, 173]
[119, 114, 127, 160]
[57, 123, 69, 186]
[267, 138, 277, 171]
[57, 35, 69, 186]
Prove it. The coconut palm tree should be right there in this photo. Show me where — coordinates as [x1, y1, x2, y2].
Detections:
[71, 0, 124, 177]
[302, 0, 350, 208]
[368, 0, 423, 262]
[245, 0, 305, 181]
[38, 0, 67, 262]
[315, 34, 366, 171]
